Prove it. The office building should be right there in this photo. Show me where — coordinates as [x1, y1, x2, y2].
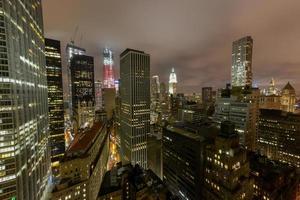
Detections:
[51, 121, 109, 200]
[159, 82, 169, 121]
[213, 96, 257, 150]
[150, 75, 161, 124]
[202, 87, 213, 104]
[70, 55, 95, 133]
[147, 127, 163, 179]
[120, 49, 150, 169]
[45, 38, 65, 174]
[162, 122, 218, 200]
[65, 43, 86, 129]
[102, 88, 116, 120]
[0, 0, 50, 199]
[95, 80, 103, 111]
[203, 122, 253, 199]
[170, 93, 186, 119]
[178, 107, 206, 123]
[281, 82, 296, 113]
[98, 163, 172, 200]
[169, 67, 177, 95]
[257, 109, 300, 168]
[250, 153, 300, 200]
[103, 48, 115, 88]
[231, 36, 253, 87]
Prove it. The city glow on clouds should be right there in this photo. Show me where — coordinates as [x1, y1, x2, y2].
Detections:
[43, 0, 300, 93]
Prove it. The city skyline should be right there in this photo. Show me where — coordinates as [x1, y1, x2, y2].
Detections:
[43, 0, 300, 94]
[1, 1, 299, 199]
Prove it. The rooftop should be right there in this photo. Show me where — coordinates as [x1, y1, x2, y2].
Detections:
[98, 163, 171, 198]
[166, 120, 218, 141]
[282, 82, 295, 91]
[120, 48, 146, 57]
[65, 121, 104, 158]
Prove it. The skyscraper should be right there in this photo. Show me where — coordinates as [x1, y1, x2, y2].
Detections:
[202, 87, 213, 104]
[103, 48, 115, 88]
[151, 75, 160, 124]
[169, 67, 177, 95]
[65, 43, 86, 138]
[70, 55, 95, 133]
[45, 38, 65, 175]
[0, 0, 50, 199]
[95, 80, 103, 111]
[231, 36, 253, 88]
[120, 48, 150, 169]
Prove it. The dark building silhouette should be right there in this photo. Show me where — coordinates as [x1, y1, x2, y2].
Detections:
[202, 87, 213, 103]
[162, 122, 218, 200]
[45, 38, 65, 174]
[249, 153, 300, 200]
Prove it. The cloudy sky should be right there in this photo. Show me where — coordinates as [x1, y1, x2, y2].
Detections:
[43, 0, 300, 94]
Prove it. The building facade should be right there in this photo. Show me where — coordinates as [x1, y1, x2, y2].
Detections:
[214, 96, 257, 151]
[250, 153, 300, 200]
[202, 87, 213, 104]
[162, 123, 218, 200]
[150, 75, 160, 124]
[95, 80, 103, 111]
[203, 122, 253, 199]
[0, 0, 50, 199]
[231, 36, 253, 88]
[70, 55, 95, 133]
[65, 43, 86, 132]
[120, 49, 150, 169]
[45, 38, 65, 174]
[51, 122, 109, 200]
[258, 109, 300, 168]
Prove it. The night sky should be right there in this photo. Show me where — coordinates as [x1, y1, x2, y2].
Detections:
[43, 0, 300, 94]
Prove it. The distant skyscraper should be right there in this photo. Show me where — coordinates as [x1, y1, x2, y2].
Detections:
[202, 87, 213, 104]
[169, 67, 177, 95]
[120, 49, 150, 169]
[231, 36, 253, 87]
[0, 0, 50, 199]
[70, 55, 95, 132]
[151, 75, 160, 124]
[103, 48, 115, 88]
[45, 38, 65, 175]
[95, 80, 103, 111]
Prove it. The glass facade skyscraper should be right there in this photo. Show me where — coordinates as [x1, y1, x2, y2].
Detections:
[120, 49, 150, 169]
[70, 55, 95, 133]
[45, 38, 65, 175]
[231, 36, 253, 88]
[0, 0, 50, 199]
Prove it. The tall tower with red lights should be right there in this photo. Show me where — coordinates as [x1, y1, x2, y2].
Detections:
[103, 48, 115, 88]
